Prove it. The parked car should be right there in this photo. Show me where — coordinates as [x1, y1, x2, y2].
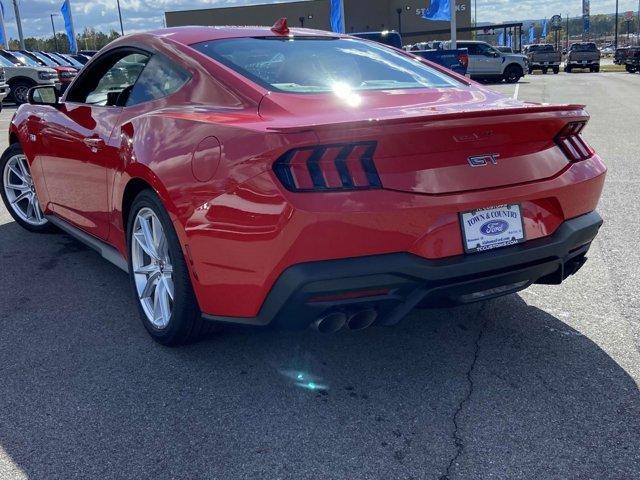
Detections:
[0, 66, 10, 109]
[525, 44, 561, 74]
[614, 46, 630, 64]
[17, 51, 77, 92]
[352, 31, 468, 75]
[1, 25, 606, 345]
[0, 50, 59, 104]
[69, 53, 91, 65]
[443, 40, 527, 83]
[623, 46, 640, 73]
[565, 42, 600, 72]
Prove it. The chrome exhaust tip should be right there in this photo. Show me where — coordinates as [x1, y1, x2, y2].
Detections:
[313, 311, 347, 334]
[346, 309, 378, 331]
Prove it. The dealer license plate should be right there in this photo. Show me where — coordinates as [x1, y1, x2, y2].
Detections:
[460, 204, 526, 253]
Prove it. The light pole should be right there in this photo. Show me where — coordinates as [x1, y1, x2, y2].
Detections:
[614, 0, 619, 50]
[50, 14, 59, 52]
[12, 0, 25, 50]
[117, 0, 124, 35]
[396, 7, 402, 35]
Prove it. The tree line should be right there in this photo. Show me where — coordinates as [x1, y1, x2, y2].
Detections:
[7, 28, 121, 52]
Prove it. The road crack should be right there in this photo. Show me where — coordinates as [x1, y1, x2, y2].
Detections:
[439, 304, 488, 480]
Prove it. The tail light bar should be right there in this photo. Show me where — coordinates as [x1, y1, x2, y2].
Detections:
[273, 142, 382, 192]
[554, 121, 594, 162]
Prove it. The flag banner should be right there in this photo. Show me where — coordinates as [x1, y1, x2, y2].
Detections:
[582, 0, 590, 35]
[329, 0, 345, 33]
[528, 24, 534, 43]
[497, 31, 504, 45]
[61, 0, 77, 53]
[541, 18, 547, 37]
[507, 32, 513, 48]
[0, 2, 6, 47]
[422, 0, 451, 21]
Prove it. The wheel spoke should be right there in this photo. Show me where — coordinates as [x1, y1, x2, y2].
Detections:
[31, 196, 43, 223]
[25, 197, 34, 219]
[139, 216, 159, 259]
[157, 280, 171, 323]
[162, 274, 174, 301]
[140, 270, 161, 299]
[8, 163, 27, 184]
[134, 264, 157, 275]
[11, 190, 30, 205]
[18, 157, 31, 181]
[134, 231, 158, 260]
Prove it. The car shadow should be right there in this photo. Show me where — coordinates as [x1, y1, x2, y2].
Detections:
[0, 220, 638, 479]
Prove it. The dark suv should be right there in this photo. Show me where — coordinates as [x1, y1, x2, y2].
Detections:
[623, 47, 640, 73]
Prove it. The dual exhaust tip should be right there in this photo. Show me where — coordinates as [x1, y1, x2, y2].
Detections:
[313, 309, 378, 334]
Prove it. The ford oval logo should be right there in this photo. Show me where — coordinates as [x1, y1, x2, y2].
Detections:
[480, 220, 509, 236]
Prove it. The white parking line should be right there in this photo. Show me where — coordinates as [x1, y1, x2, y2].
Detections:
[513, 84, 520, 100]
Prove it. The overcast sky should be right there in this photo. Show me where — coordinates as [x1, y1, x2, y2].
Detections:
[5, 0, 640, 39]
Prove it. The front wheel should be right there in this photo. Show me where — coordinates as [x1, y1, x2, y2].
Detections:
[10, 81, 34, 105]
[626, 65, 637, 73]
[542, 68, 548, 74]
[0, 143, 53, 232]
[127, 189, 217, 346]
[503, 65, 523, 83]
[553, 67, 560, 74]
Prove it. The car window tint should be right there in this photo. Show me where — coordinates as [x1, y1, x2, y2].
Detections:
[126, 54, 190, 106]
[83, 53, 149, 106]
[194, 37, 462, 93]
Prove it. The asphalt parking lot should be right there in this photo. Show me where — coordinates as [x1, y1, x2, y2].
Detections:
[1, 72, 639, 480]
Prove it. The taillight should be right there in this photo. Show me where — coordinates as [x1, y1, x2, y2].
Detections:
[458, 52, 469, 68]
[273, 142, 382, 192]
[554, 121, 594, 162]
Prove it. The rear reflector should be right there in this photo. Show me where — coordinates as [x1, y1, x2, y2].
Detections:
[273, 142, 382, 192]
[554, 121, 594, 162]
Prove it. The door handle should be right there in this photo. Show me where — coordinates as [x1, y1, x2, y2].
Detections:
[83, 137, 105, 150]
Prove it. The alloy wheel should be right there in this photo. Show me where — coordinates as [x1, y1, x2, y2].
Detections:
[13, 85, 29, 104]
[2, 154, 47, 226]
[131, 207, 175, 329]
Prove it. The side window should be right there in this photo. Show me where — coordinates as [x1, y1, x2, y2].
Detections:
[464, 44, 480, 55]
[126, 54, 191, 107]
[66, 51, 150, 106]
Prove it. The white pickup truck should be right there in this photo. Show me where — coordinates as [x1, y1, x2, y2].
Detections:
[443, 40, 528, 83]
[0, 50, 59, 104]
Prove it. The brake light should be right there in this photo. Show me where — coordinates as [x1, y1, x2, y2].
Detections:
[273, 142, 382, 192]
[554, 121, 594, 162]
[458, 52, 469, 68]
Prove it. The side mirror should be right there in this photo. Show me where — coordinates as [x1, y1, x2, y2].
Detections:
[28, 86, 60, 107]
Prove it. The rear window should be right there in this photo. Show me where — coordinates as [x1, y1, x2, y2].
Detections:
[193, 37, 462, 93]
[571, 43, 597, 52]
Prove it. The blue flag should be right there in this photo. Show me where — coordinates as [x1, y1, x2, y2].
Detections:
[497, 31, 504, 46]
[528, 24, 534, 43]
[60, 0, 77, 53]
[0, 2, 6, 47]
[330, 0, 345, 33]
[422, 0, 451, 21]
[507, 32, 513, 48]
[541, 18, 547, 37]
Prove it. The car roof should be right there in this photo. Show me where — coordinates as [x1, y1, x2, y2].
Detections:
[142, 25, 340, 46]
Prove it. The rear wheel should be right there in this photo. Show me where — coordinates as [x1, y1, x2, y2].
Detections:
[503, 64, 523, 83]
[0, 143, 53, 232]
[10, 80, 35, 105]
[127, 189, 217, 346]
[553, 67, 560, 74]
[625, 64, 637, 73]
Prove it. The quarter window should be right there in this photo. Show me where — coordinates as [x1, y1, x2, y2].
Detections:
[126, 54, 191, 106]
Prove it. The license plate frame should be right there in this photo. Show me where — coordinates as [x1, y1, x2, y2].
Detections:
[459, 204, 526, 254]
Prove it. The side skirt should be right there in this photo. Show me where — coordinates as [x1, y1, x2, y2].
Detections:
[46, 215, 128, 273]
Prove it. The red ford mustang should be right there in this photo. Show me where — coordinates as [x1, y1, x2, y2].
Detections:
[0, 23, 606, 345]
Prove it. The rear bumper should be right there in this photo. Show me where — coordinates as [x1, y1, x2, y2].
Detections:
[203, 211, 602, 330]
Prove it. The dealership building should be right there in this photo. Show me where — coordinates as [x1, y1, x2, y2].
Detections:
[165, 0, 472, 43]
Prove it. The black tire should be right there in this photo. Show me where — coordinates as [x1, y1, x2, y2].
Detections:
[565, 66, 572, 73]
[10, 80, 35, 105]
[594, 66, 600, 72]
[126, 189, 218, 346]
[0, 143, 55, 233]
[503, 64, 523, 83]
[553, 67, 560, 74]
[528, 67, 533, 74]
[542, 68, 548, 74]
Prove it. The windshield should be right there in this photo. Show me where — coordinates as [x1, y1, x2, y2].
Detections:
[0, 56, 14, 67]
[48, 52, 73, 66]
[59, 54, 83, 68]
[193, 37, 462, 93]
[30, 52, 56, 67]
[572, 43, 597, 52]
[10, 52, 40, 67]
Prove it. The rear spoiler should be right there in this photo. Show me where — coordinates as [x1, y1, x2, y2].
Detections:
[266, 103, 588, 133]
